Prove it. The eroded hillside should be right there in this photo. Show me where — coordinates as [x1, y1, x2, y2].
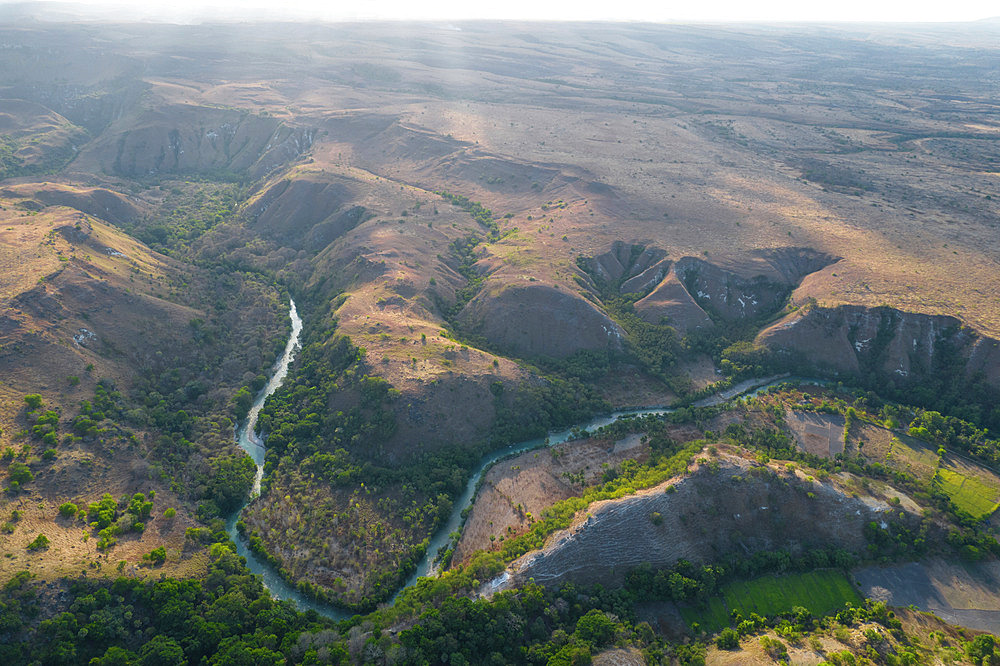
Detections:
[1, 19, 1000, 660]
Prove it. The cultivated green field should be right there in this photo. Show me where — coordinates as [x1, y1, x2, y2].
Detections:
[681, 570, 861, 632]
[936, 468, 1000, 519]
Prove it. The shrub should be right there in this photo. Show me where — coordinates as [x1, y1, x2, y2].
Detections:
[87, 494, 117, 529]
[716, 627, 739, 650]
[163, 507, 177, 519]
[23, 394, 43, 410]
[58, 502, 78, 518]
[146, 546, 167, 565]
[8, 462, 33, 485]
[27, 534, 50, 550]
[760, 636, 788, 661]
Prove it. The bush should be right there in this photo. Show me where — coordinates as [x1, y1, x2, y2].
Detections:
[41, 449, 57, 461]
[8, 462, 33, 485]
[146, 546, 167, 565]
[716, 627, 739, 650]
[27, 534, 50, 551]
[23, 394, 43, 410]
[163, 507, 177, 519]
[965, 634, 998, 665]
[58, 502, 78, 518]
[760, 636, 788, 661]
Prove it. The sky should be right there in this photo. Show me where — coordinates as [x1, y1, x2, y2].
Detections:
[5, 0, 1000, 23]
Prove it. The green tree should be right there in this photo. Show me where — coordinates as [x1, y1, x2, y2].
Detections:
[91, 646, 138, 666]
[575, 609, 616, 647]
[966, 634, 1000, 666]
[138, 635, 185, 666]
[231, 387, 253, 421]
[209, 637, 285, 665]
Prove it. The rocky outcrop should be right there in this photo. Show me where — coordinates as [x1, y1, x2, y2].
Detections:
[581, 241, 668, 288]
[758, 305, 1000, 388]
[581, 243, 838, 334]
[458, 284, 625, 359]
[633, 271, 713, 333]
[672, 257, 795, 322]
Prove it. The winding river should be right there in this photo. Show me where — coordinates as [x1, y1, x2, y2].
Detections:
[224, 300, 350, 619]
[226, 301, 814, 619]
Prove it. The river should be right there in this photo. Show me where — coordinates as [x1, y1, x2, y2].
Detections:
[223, 300, 350, 619]
[226, 301, 818, 619]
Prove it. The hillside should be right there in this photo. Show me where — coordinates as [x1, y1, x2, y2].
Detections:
[1, 16, 1000, 665]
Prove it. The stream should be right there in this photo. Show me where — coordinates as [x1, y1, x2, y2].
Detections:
[224, 300, 349, 619]
[226, 302, 817, 619]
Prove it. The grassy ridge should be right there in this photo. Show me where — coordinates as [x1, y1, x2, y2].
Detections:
[681, 570, 861, 632]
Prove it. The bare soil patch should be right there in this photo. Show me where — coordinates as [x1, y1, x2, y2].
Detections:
[593, 647, 645, 666]
[786, 410, 845, 458]
[507, 453, 913, 589]
[453, 432, 666, 564]
[855, 558, 1000, 634]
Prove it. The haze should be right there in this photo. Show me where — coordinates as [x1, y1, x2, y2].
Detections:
[4, 0, 999, 23]
[4, 5, 1000, 665]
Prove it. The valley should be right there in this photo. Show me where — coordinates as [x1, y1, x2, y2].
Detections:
[1, 13, 1000, 665]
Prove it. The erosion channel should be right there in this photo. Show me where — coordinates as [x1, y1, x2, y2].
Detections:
[226, 304, 813, 619]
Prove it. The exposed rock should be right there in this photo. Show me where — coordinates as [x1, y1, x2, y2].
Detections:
[758, 305, 1000, 388]
[593, 648, 646, 666]
[582, 241, 667, 286]
[672, 247, 838, 323]
[511, 456, 907, 588]
[633, 270, 713, 333]
[620, 257, 671, 295]
[673, 256, 791, 322]
[582, 244, 838, 334]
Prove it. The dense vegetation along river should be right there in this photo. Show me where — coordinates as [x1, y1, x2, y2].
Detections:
[226, 303, 815, 619]
[223, 300, 349, 619]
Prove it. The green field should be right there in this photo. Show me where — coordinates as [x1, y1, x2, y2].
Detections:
[680, 570, 861, 633]
[936, 468, 1000, 519]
